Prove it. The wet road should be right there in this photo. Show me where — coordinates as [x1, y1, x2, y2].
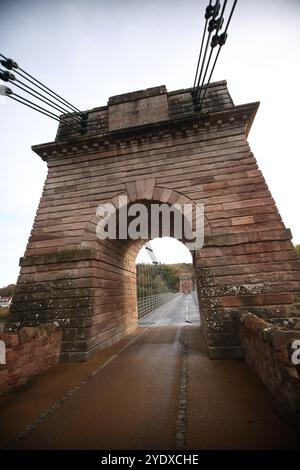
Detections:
[0, 294, 299, 450]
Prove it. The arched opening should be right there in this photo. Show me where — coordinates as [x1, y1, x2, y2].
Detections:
[135, 237, 199, 326]
[77, 186, 205, 360]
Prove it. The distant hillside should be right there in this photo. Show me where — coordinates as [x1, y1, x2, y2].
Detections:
[159, 263, 194, 292]
[0, 284, 16, 297]
[164, 263, 194, 277]
[136, 262, 193, 295]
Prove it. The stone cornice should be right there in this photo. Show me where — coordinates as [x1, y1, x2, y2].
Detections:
[32, 101, 259, 161]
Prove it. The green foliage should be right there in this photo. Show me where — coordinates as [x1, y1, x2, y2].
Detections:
[295, 245, 300, 259]
[0, 284, 15, 297]
[136, 263, 193, 297]
[0, 285, 15, 324]
[0, 307, 10, 322]
[160, 265, 178, 291]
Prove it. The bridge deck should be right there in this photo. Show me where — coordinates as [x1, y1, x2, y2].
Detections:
[0, 294, 298, 450]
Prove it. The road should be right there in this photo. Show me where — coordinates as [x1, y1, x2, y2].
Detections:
[0, 293, 299, 450]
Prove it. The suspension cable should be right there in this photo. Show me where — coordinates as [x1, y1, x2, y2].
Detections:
[5, 89, 81, 132]
[192, 0, 212, 94]
[7, 95, 80, 133]
[197, 0, 238, 110]
[0, 53, 81, 114]
[197, 46, 222, 110]
[0, 53, 87, 133]
[194, 0, 220, 99]
[195, 0, 228, 104]
[223, 0, 238, 36]
[14, 75, 82, 121]
[7, 78, 82, 126]
[13, 68, 81, 115]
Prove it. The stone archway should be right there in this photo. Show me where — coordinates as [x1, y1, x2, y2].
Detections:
[5, 82, 300, 362]
[75, 180, 205, 362]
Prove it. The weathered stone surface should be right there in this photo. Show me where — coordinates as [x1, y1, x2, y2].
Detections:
[4, 82, 300, 362]
[237, 312, 300, 430]
[0, 324, 62, 396]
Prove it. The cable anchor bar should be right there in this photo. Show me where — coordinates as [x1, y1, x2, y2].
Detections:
[211, 31, 228, 48]
[0, 70, 15, 82]
[205, 2, 220, 19]
[0, 58, 19, 70]
[208, 15, 224, 33]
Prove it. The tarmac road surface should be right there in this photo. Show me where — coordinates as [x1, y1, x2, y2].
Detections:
[0, 294, 299, 450]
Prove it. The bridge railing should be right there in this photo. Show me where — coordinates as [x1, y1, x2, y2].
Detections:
[137, 292, 177, 319]
[136, 263, 177, 319]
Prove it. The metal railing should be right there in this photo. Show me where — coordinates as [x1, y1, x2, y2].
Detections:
[137, 292, 176, 319]
[136, 263, 176, 319]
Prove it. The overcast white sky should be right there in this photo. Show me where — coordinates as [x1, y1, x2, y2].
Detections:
[0, 0, 299, 285]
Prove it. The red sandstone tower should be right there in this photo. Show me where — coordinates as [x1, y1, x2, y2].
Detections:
[4, 81, 300, 362]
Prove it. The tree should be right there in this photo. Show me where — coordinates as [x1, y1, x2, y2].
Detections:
[0, 284, 16, 297]
[295, 245, 300, 259]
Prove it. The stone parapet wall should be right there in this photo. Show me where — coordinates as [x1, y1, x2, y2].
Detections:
[0, 323, 62, 395]
[237, 312, 300, 430]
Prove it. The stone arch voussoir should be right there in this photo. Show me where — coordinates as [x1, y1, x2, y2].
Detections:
[81, 179, 211, 246]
